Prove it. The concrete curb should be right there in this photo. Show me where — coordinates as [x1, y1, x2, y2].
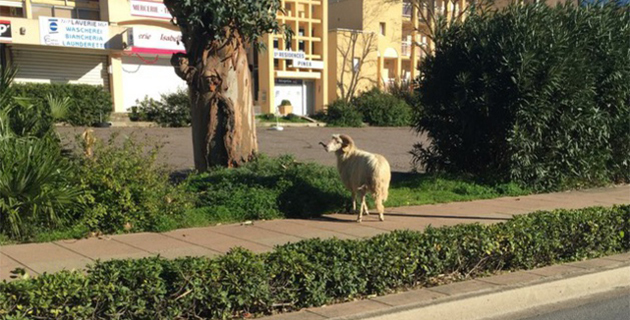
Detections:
[262, 253, 630, 320]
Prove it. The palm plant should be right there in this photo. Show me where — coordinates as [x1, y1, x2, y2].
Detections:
[0, 66, 82, 239]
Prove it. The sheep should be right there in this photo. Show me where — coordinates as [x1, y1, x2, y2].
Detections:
[320, 134, 391, 222]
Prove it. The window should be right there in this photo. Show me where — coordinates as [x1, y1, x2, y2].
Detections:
[353, 58, 360, 72]
[298, 29, 305, 52]
[0, 3, 23, 17]
[379, 22, 386, 36]
[31, 4, 100, 20]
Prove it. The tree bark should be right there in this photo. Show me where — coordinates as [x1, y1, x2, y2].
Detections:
[171, 37, 258, 170]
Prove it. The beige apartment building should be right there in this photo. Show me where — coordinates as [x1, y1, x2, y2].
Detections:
[0, 0, 329, 115]
[328, 0, 468, 102]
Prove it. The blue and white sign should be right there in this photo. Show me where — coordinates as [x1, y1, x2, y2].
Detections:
[39, 17, 109, 49]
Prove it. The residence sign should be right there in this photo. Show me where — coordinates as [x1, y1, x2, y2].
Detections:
[39, 17, 109, 49]
[274, 49, 324, 70]
[130, 0, 172, 19]
[127, 28, 185, 54]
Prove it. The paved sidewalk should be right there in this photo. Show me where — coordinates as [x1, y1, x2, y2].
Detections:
[1, 185, 628, 280]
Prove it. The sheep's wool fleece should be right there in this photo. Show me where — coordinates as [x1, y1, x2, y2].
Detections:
[337, 149, 390, 198]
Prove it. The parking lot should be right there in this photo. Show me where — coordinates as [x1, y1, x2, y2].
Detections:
[56, 126, 428, 172]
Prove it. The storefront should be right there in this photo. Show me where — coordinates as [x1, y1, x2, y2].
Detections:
[118, 27, 186, 112]
[10, 17, 110, 89]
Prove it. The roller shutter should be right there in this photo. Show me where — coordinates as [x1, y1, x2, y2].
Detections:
[121, 55, 185, 112]
[11, 48, 109, 90]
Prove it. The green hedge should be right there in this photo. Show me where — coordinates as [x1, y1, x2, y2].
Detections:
[1, 205, 627, 319]
[413, 3, 630, 189]
[130, 89, 191, 127]
[185, 154, 348, 222]
[321, 99, 364, 127]
[12, 83, 112, 126]
[354, 88, 413, 127]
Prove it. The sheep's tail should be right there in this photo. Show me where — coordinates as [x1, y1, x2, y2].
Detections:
[372, 156, 391, 203]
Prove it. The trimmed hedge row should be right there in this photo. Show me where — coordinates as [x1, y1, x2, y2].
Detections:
[12, 83, 112, 126]
[1, 205, 628, 319]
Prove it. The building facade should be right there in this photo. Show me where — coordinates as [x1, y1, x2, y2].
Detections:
[328, 0, 467, 101]
[0, 0, 329, 115]
[252, 0, 328, 115]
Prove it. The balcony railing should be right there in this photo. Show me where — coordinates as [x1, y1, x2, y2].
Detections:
[401, 42, 411, 56]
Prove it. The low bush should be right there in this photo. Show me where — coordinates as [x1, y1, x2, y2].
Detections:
[185, 155, 348, 223]
[256, 113, 309, 123]
[321, 99, 364, 127]
[12, 83, 112, 126]
[131, 89, 190, 127]
[1, 205, 627, 319]
[354, 88, 413, 127]
[73, 133, 193, 234]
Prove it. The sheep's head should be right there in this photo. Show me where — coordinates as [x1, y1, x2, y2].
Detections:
[322, 134, 354, 153]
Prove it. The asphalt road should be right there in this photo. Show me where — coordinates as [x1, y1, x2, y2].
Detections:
[507, 288, 630, 320]
[56, 126, 428, 173]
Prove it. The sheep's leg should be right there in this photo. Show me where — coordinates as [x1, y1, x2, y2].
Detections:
[358, 191, 367, 223]
[362, 200, 370, 216]
[351, 191, 357, 214]
[375, 194, 385, 221]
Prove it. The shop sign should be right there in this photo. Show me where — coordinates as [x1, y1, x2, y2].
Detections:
[0, 20, 11, 42]
[130, 0, 172, 19]
[273, 50, 306, 60]
[127, 28, 184, 54]
[39, 17, 109, 49]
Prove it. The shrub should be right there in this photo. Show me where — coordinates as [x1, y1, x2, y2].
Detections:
[12, 83, 112, 126]
[185, 155, 348, 222]
[413, 3, 630, 189]
[0, 66, 81, 241]
[1, 205, 627, 319]
[322, 99, 364, 127]
[73, 133, 193, 234]
[131, 89, 191, 127]
[354, 88, 413, 127]
[0, 138, 82, 240]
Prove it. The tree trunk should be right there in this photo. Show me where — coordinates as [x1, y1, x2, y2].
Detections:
[171, 38, 258, 170]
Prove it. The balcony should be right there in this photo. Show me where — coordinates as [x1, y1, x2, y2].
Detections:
[401, 41, 412, 57]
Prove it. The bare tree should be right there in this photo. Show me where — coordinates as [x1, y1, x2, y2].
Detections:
[336, 31, 378, 102]
[403, 0, 495, 55]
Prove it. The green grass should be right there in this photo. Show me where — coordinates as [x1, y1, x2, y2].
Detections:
[0, 157, 532, 246]
[256, 114, 310, 123]
[385, 173, 529, 207]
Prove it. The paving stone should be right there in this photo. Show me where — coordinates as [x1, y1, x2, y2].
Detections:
[427, 279, 498, 296]
[527, 264, 585, 277]
[253, 220, 355, 240]
[372, 288, 446, 307]
[261, 311, 326, 320]
[0, 253, 37, 281]
[0, 243, 92, 274]
[211, 224, 304, 247]
[164, 227, 272, 253]
[478, 271, 543, 286]
[290, 218, 387, 238]
[565, 258, 625, 270]
[55, 237, 152, 261]
[601, 252, 630, 263]
[308, 299, 390, 318]
[112, 232, 219, 259]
